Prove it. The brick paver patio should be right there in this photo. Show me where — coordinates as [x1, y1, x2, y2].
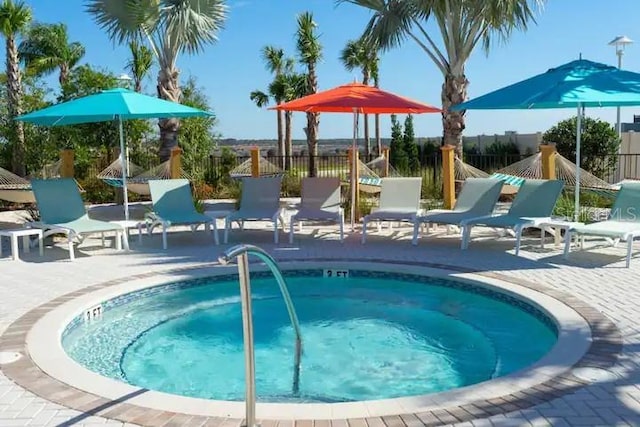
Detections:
[0, 218, 639, 427]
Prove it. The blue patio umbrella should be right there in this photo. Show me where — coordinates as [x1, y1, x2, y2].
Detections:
[453, 58, 640, 220]
[17, 88, 213, 221]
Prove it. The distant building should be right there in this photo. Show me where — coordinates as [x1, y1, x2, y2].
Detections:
[459, 131, 543, 154]
[621, 115, 640, 132]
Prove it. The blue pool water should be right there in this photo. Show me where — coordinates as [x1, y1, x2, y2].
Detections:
[62, 271, 556, 402]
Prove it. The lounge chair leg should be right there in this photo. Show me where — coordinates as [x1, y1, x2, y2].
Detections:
[361, 217, 368, 244]
[68, 237, 75, 261]
[212, 221, 219, 245]
[563, 231, 573, 259]
[412, 221, 420, 246]
[626, 237, 633, 268]
[224, 219, 230, 244]
[461, 226, 472, 250]
[298, 221, 303, 232]
[101, 232, 105, 247]
[116, 231, 123, 251]
[339, 218, 344, 243]
[274, 220, 279, 244]
[514, 227, 523, 256]
[289, 220, 294, 244]
[162, 225, 167, 250]
[10, 235, 18, 261]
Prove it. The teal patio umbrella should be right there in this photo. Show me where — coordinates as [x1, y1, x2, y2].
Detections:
[17, 88, 213, 221]
[453, 58, 640, 220]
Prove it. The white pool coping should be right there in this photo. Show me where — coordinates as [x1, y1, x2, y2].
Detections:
[26, 261, 592, 420]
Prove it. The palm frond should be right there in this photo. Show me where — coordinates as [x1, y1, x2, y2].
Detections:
[295, 12, 322, 65]
[64, 42, 86, 68]
[84, 0, 158, 45]
[126, 40, 154, 80]
[249, 90, 270, 108]
[0, 0, 32, 37]
[161, 0, 227, 55]
[18, 22, 84, 79]
[261, 45, 285, 75]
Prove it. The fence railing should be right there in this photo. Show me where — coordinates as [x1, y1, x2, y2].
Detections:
[79, 152, 640, 191]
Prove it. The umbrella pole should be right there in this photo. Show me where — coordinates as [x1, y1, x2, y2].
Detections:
[351, 109, 358, 231]
[118, 116, 130, 222]
[574, 105, 582, 222]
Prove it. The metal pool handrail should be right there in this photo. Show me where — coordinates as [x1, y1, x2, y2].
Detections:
[219, 244, 303, 427]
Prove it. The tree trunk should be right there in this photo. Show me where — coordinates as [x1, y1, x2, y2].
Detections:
[157, 65, 182, 162]
[441, 73, 468, 158]
[276, 107, 284, 169]
[305, 112, 319, 177]
[135, 79, 142, 93]
[284, 111, 292, 171]
[306, 63, 320, 177]
[59, 63, 69, 85]
[6, 36, 25, 176]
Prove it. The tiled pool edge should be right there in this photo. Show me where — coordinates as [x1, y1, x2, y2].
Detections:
[0, 258, 622, 427]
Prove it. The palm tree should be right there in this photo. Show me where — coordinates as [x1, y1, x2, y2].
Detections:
[0, 0, 31, 176]
[340, 38, 378, 158]
[339, 0, 543, 156]
[250, 64, 305, 171]
[295, 12, 322, 177]
[273, 71, 307, 171]
[85, 0, 228, 161]
[256, 46, 294, 166]
[126, 40, 153, 93]
[18, 22, 85, 85]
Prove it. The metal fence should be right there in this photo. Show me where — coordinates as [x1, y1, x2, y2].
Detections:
[80, 152, 640, 195]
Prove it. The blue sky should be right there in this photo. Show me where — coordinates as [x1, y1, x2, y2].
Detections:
[16, 0, 640, 140]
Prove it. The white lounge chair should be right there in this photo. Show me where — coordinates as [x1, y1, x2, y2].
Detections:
[361, 177, 422, 244]
[412, 178, 504, 245]
[459, 179, 564, 255]
[289, 177, 344, 243]
[224, 176, 284, 244]
[30, 178, 126, 260]
[147, 179, 214, 249]
[564, 181, 640, 267]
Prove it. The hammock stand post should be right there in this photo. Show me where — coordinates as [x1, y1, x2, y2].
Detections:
[540, 144, 557, 180]
[441, 145, 456, 209]
[381, 146, 390, 177]
[170, 147, 183, 179]
[60, 149, 74, 178]
[250, 147, 260, 178]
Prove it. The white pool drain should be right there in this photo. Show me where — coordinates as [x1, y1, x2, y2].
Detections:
[573, 367, 619, 383]
[0, 351, 22, 365]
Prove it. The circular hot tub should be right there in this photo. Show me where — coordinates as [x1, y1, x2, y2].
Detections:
[26, 262, 592, 419]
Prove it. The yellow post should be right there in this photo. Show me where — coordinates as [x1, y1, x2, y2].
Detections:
[540, 144, 557, 180]
[441, 145, 456, 209]
[381, 146, 390, 177]
[250, 147, 260, 178]
[349, 147, 360, 221]
[169, 146, 182, 179]
[60, 149, 74, 178]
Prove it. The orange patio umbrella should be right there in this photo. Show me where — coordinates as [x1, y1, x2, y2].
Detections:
[274, 82, 440, 114]
[273, 82, 441, 229]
